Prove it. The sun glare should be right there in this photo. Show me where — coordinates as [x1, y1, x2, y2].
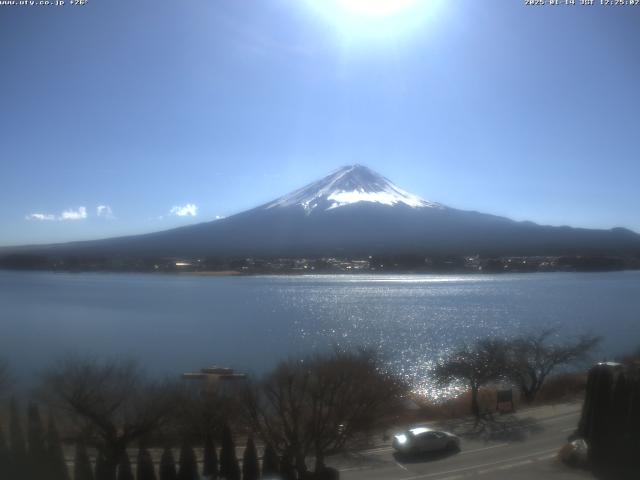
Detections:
[336, 0, 419, 18]
[305, 0, 440, 38]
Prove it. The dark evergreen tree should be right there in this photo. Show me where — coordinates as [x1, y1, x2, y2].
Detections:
[260, 443, 279, 478]
[9, 398, 27, 478]
[160, 447, 178, 480]
[241, 437, 259, 480]
[74, 442, 95, 480]
[178, 441, 199, 480]
[0, 420, 10, 480]
[202, 435, 218, 480]
[27, 403, 47, 478]
[279, 450, 296, 480]
[137, 446, 157, 480]
[95, 451, 110, 480]
[219, 425, 240, 480]
[46, 414, 70, 480]
[117, 451, 134, 480]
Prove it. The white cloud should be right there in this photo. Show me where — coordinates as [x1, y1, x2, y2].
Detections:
[170, 203, 198, 217]
[96, 205, 114, 219]
[215, 215, 225, 220]
[25, 213, 56, 221]
[25, 205, 93, 222]
[59, 207, 87, 221]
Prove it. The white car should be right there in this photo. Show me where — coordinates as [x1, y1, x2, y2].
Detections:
[392, 427, 460, 454]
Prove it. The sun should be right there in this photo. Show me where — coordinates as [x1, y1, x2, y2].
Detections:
[333, 0, 419, 18]
[305, 0, 440, 38]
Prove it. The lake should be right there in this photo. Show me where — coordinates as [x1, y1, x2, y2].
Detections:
[1, 270, 639, 396]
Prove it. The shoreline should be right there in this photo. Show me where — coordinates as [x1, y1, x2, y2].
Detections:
[178, 270, 244, 276]
[1, 267, 639, 277]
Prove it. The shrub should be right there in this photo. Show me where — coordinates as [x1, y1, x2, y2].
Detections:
[536, 373, 587, 404]
[558, 439, 588, 468]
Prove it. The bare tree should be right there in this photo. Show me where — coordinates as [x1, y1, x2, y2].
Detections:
[243, 349, 406, 477]
[40, 356, 178, 480]
[433, 339, 508, 419]
[506, 329, 600, 403]
[172, 379, 244, 443]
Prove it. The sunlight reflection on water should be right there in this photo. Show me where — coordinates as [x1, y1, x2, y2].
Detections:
[261, 272, 640, 400]
[1, 271, 640, 400]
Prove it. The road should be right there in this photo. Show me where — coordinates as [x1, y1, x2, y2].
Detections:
[329, 402, 595, 480]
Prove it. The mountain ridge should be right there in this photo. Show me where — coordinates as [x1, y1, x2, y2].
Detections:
[2, 165, 639, 260]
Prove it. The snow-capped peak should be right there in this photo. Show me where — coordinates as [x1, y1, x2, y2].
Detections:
[264, 165, 443, 213]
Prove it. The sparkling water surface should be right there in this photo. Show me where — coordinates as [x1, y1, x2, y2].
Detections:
[1, 270, 639, 397]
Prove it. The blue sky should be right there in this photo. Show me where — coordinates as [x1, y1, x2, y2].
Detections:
[1, 0, 639, 246]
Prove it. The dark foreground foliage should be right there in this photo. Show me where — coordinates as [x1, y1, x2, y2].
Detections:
[577, 362, 640, 479]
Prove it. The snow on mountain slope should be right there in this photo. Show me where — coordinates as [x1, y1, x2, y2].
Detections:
[264, 165, 443, 213]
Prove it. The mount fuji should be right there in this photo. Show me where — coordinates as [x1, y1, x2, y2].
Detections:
[263, 164, 442, 212]
[4, 165, 640, 259]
